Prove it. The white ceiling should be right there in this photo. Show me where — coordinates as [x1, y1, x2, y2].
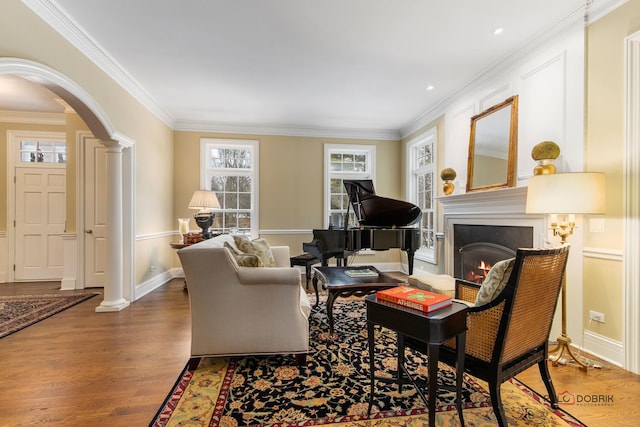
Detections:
[2, 1, 606, 137]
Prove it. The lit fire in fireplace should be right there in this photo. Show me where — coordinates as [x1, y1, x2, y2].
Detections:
[466, 260, 492, 283]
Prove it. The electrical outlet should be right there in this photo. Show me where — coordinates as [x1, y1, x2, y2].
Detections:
[589, 310, 605, 323]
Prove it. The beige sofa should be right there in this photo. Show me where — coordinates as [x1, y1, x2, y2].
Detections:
[177, 235, 311, 365]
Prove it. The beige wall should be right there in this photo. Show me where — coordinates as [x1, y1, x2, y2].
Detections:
[173, 131, 402, 265]
[1, 0, 174, 287]
[583, 0, 640, 341]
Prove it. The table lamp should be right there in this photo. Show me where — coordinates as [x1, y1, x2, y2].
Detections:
[188, 189, 220, 239]
[525, 172, 605, 370]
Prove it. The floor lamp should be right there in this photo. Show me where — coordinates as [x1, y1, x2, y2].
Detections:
[525, 172, 606, 371]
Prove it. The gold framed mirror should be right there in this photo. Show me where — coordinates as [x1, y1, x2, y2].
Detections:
[466, 95, 518, 192]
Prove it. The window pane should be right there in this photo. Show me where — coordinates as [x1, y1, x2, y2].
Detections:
[224, 212, 238, 228]
[330, 195, 342, 210]
[210, 176, 225, 192]
[330, 179, 342, 194]
[238, 193, 251, 209]
[20, 140, 66, 164]
[238, 213, 251, 230]
[226, 176, 238, 192]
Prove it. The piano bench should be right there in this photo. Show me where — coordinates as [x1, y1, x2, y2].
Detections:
[290, 253, 321, 289]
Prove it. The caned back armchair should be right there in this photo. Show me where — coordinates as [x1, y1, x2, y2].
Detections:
[407, 246, 570, 427]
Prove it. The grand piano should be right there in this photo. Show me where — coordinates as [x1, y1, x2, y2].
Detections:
[303, 179, 422, 274]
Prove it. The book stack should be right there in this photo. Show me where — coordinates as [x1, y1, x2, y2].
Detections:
[345, 269, 378, 278]
[377, 286, 452, 313]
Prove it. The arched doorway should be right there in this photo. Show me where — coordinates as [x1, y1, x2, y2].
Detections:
[0, 57, 133, 312]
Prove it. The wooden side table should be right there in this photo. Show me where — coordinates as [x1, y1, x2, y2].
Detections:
[365, 294, 468, 427]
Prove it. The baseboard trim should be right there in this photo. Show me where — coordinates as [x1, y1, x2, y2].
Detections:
[134, 268, 183, 301]
[60, 278, 76, 290]
[581, 330, 624, 368]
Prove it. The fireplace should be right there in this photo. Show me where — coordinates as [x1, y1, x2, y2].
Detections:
[454, 224, 533, 282]
[438, 186, 547, 278]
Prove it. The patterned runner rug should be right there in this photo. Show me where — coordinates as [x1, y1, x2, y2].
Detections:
[0, 293, 98, 338]
[152, 297, 586, 427]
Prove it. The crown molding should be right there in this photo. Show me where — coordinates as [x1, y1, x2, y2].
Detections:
[400, 0, 626, 139]
[0, 109, 66, 125]
[174, 119, 400, 141]
[22, 0, 175, 128]
[24, 0, 626, 142]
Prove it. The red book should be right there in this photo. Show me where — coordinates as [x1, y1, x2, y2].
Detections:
[377, 286, 452, 313]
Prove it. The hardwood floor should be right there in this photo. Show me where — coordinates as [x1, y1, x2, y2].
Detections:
[1, 278, 639, 426]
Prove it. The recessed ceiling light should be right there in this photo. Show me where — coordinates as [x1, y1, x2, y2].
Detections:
[426, 85, 434, 91]
[493, 27, 504, 35]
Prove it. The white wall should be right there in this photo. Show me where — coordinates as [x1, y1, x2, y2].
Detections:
[444, 22, 586, 194]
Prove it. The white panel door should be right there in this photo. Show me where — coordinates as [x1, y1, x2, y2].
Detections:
[14, 167, 66, 280]
[84, 138, 106, 287]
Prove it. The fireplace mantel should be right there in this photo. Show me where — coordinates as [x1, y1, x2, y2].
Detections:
[438, 186, 529, 216]
[438, 186, 547, 275]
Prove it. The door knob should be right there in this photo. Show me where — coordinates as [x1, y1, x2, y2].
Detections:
[85, 229, 93, 234]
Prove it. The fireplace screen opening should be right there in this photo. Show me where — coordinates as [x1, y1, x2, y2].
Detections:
[459, 242, 515, 283]
[454, 224, 533, 283]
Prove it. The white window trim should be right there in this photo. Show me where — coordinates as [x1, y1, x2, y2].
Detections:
[406, 127, 437, 264]
[323, 144, 376, 229]
[200, 138, 259, 238]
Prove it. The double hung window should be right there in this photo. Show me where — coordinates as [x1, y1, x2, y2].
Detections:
[200, 138, 259, 236]
[406, 128, 437, 263]
[324, 144, 376, 228]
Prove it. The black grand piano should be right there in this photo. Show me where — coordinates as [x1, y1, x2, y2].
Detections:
[303, 180, 422, 274]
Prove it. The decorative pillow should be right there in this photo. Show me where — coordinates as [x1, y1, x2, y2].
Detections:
[231, 236, 277, 267]
[224, 241, 264, 267]
[474, 257, 516, 306]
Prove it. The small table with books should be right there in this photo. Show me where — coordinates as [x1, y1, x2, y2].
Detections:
[311, 265, 405, 337]
[365, 290, 468, 427]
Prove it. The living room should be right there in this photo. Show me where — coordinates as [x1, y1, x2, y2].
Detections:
[1, 0, 639, 424]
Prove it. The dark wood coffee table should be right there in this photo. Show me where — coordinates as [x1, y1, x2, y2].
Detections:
[312, 265, 405, 337]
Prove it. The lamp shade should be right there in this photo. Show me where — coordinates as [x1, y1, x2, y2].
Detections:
[525, 172, 605, 214]
[188, 190, 220, 211]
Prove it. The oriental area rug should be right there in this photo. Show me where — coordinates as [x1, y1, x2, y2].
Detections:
[152, 297, 586, 427]
[0, 293, 98, 339]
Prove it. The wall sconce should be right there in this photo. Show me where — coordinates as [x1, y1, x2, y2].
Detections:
[526, 172, 605, 370]
[188, 190, 220, 239]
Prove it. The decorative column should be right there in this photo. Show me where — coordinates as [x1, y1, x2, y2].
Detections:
[96, 142, 130, 312]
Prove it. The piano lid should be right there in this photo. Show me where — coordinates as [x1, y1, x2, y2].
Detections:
[343, 179, 422, 228]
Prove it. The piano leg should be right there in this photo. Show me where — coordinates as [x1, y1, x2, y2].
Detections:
[312, 274, 320, 308]
[407, 250, 415, 275]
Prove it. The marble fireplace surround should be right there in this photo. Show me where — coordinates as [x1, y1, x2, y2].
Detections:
[439, 186, 547, 276]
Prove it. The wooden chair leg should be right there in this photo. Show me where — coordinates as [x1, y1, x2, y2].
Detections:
[538, 360, 559, 409]
[294, 353, 307, 366]
[489, 380, 508, 427]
